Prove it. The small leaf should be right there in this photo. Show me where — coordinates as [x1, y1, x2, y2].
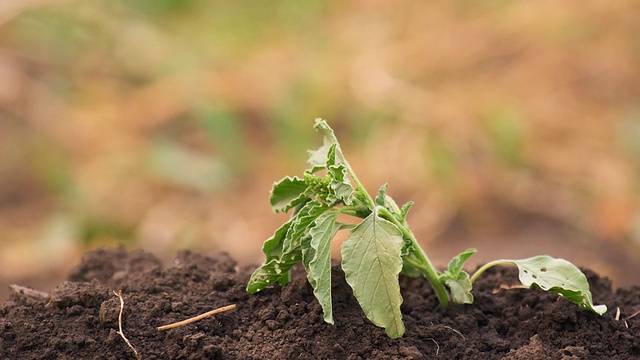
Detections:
[375, 184, 405, 216]
[441, 249, 477, 304]
[399, 201, 414, 221]
[327, 163, 354, 205]
[447, 248, 477, 274]
[270, 176, 309, 213]
[284, 201, 328, 253]
[341, 209, 405, 338]
[511, 256, 607, 315]
[305, 210, 341, 324]
[375, 184, 388, 207]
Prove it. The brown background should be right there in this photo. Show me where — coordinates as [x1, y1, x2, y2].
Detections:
[1, 0, 640, 299]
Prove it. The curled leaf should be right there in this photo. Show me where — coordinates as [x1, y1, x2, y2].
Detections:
[307, 118, 345, 171]
[511, 256, 607, 315]
[270, 176, 309, 213]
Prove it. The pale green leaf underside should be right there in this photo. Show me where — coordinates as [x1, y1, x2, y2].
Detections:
[445, 276, 473, 304]
[306, 210, 341, 324]
[341, 210, 405, 338]
[511, 256, 607, 315]
[307, 142, 332, 172]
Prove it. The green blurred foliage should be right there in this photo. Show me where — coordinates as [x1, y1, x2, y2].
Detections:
[0, 0, 639, 270]
[484, 107, 526, 168]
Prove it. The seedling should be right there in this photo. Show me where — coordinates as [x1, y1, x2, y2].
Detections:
[247, 119, 607, 338]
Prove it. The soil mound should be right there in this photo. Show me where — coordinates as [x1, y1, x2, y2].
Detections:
[1, 248, 639, 359]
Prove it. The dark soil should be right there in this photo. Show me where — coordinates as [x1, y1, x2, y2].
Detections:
[2, 248, 639, 359]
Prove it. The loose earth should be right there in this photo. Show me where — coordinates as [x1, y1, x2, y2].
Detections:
[1, 248, 639, 359]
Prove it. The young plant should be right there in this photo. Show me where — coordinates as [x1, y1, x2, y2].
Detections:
[247, 119, 607, 338]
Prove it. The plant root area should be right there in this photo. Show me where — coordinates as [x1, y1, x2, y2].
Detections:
[2, 248, 640, 359]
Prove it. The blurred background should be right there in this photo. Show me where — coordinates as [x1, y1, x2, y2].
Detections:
[1, 0, 640, 300]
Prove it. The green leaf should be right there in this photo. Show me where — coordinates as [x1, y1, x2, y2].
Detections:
[399, 201, 414, 221]
[373, 184, 410, 224]
[440, 248, 477, 304]
[326, 143, 338, 167]
[283, 200, 329, 253]
[304, 210, 341, 324]
[302, 172, 329, 197]
[246, 249, 303, 294]
[247, 217, 303, 294]
[447, 248, 477, 274]
[375, 184, 404, 216]
[248, 201, 328, 294]
[327, 163, 354, 205]
[308, 142, 354, 206]
[261, 220, 293, 262]
[375, 184, 388, 207]
[511, 256, 607, 315]
[341, 209, 405, 338]
[270, 176, 309, 213]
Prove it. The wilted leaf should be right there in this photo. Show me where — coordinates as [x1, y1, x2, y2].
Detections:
[511, 256, 607, 315]
[270, 176, 309, 213]
[305, 210, 341, 324]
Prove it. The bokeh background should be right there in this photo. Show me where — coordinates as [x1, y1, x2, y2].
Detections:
[2, 0, 640, 300]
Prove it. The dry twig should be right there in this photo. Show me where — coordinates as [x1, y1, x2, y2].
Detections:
[614, 307, 640, 329]
[9, 284, 50, 300]
[624, 309, 640, 321]
[113, 290, 141, 360]
[443, 324, 465, 340]
[428, 338, 440, 356]
[492, 284, 528, 294]
[157, 304, 237, 331]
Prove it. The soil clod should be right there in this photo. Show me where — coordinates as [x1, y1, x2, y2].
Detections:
[1, 248, 639, 359]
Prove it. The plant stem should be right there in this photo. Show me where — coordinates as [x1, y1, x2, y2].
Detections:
[341, 157, 449, 306]
[469, 259, 514, 284]
[343, 159, 376, 210]
[377, 207, 450, 307]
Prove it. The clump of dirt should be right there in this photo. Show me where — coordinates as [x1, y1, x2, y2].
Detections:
[1, 248, 639, 359]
